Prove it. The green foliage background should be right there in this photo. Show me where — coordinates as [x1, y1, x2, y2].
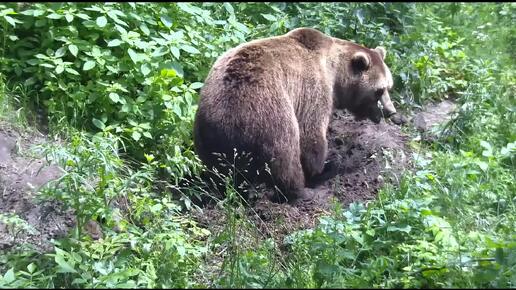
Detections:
[0, 2, 514, 288]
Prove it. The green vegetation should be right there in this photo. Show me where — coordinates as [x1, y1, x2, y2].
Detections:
[0, 2, 514, 288]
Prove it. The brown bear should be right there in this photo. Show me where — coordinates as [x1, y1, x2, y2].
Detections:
[193, 27, 400, 202]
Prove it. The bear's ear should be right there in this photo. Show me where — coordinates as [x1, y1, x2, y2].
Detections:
[375, 46, 386, 60]
[351, 51, 370, 72]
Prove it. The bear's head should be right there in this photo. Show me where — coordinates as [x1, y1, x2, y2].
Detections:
[333, 44, 397, 124]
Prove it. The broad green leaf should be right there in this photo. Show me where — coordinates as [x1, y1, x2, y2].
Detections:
[3, 268, 15, 284]
[169, 30, 184, 41]
[151, 46, 169, 57]
[65, 68, 80, 75]
[180, 44, 200, 54]
[261, 13, 277, 21]
[127, 48, 141, 63]
[140, 23, 150, 35]
[480, 140, 493, 157]
[72, 278, 87, 285]
[92, 118, 106, 130]
[4, 15, 21, 27]
[190, 82, 203, 89]
[177, 3, 198, 15]
[109, 92, 121, 103]
[76, 13, 90, 20]
[91, 47, 101, 57]
[55, 255, 77, 273]
[40, 63, 55, 68]
[160, 69, 176, 78]
[132, 131, 141, 141]
[476, 161, 488, 171]
[172, 103, 182, 117]
[96, 16, 107, 27]
[140, 63, 151, 76]
[160, 15, 173, 28]
[83, 60, 96, 71]
[68, 44, 78, 57]
[46, 13, 62, 20]
[55, 47, 66, 58]
[170, 62, 183, 77]
[65, 14, 74, 22]
[223, 3, 234, 14]
[170, 46, 180, 59]
[55, 64, 65, 74]
[27, 263, 36, 274]
[107, 39, 123, 47]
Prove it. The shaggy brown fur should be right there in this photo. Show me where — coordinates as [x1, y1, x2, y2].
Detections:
[194, 27, 398, 202]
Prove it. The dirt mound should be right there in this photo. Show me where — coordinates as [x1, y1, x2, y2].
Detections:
[193, 109, 411, 244]
[0, 124, 74, 252]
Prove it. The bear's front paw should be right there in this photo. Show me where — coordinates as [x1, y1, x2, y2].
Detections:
[389, 113, 408, 125]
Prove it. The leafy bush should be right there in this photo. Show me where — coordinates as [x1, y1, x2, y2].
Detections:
[0, 2, 261, 181]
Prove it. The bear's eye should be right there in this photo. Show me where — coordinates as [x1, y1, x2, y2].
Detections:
[375, 88, 384, 100]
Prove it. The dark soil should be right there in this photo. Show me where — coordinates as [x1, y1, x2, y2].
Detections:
[192, 109, 412, 245]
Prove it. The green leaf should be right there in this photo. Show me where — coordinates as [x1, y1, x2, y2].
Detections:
[55, 47, 66, 58]
[170, 46, 180, 59]
[27, 263, 36, 274]
[92, 118, 106, 130]
[47, 13, 62, 20]
[151, 203, 162, 213]
[40, 63, 55, 68]
[132, 131, 141, 141]
[261, 13, 277, 21]
[3, 268, 15, 284]
[480, 140, 493, 157]
[387, 224, 412, 233]
[143, 131, 152, 139]
[180, 44, 200, 54]
[127, 48, 141, 64]
[55, 64, 65, 74]
[140, 63, 151, 76]
[172, 103, 182, 117]
[83, 60, 96, 71]
[55, 255, 77, 273]
[190, 82, 203, 89]
[4, 15, 21, 27]
[65, 14, 74, 22]
[68, 44, 78, 57]
[96, 16, 107, 27]
[65, 68, 80, 75]
[160, 15, 173, 28]
[140, 23, 150, 35]
[160, 69, 176, 78]
[177, 245, 186, 257]
[107, 39, 123, 47]
[476, 161, 488, 171]
[109, 92, 121, 103]
[223, 3, 234, 14]
[76, 13, 90, 20]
